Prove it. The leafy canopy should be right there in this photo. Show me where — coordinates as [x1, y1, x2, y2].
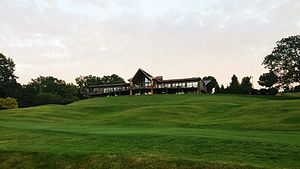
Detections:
[0, 53, 20, 98]
[258, 72, 278, 88]
[263, 35, 300, 88]
[203, 76, 218, 93]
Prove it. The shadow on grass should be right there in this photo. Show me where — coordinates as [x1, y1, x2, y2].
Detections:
[0, 151, 263, 169]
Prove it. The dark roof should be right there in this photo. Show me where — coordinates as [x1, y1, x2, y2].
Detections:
[161, 77, 202, 83]
[89, 83, 130, 88]
[139, 68, 153, 78]
[129, 68, 153, 81]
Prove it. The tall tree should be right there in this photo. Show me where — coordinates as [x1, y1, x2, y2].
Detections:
[28, 76, 67, 95]
[214, 84, 221, 94]
[258, 72, 278, 88]
[75, 75, 103, 99]
[102, 74, 125, 84]
[76, 74, 125, 99]
[0, 53, 20, 98]
[220, 85, 225, 93]
[262, 35, 300, 89]
[203, 76, 218, 93]
[240, 76, 253, 94]
[227, 75, 241, 94]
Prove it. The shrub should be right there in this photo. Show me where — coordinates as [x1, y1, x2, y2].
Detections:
[258, 88, 278, 95]
[251, 89, 259, 95]
[259, 89, 268, 95]
[268, 88, 278, 95]
[33, 93, 80, 106]
[60, 96, 80, 105]
[0, 97, 18, 110]
[33, 93, 63, 106]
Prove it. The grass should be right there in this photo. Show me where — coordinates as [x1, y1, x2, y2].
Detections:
[0, 94, 299, 169]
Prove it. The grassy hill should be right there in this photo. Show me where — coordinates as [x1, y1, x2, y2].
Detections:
[0, 94, 299, 169]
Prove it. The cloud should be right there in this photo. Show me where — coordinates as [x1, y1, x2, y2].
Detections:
[0, 0, 299, 88]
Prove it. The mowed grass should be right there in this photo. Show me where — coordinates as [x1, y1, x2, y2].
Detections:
[0, 94, 299, 169]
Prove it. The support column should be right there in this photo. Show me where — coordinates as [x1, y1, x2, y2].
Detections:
[150, 80, 154, 95]
[130, 81, 133, 96]
[197, 81, 201, 94]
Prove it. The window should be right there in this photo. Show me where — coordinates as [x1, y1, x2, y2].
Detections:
[93, 88, 99, 93]
[145, 77, 151, 87]
[164, 83, 171, 88]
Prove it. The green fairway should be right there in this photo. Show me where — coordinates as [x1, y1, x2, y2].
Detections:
[0, 94, 299, 169]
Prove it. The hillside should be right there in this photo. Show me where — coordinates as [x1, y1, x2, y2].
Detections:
[0, 94, 299, 169]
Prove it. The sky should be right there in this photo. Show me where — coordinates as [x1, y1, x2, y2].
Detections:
[0, 0, 299, 87]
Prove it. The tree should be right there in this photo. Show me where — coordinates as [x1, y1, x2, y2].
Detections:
[258, 72, 278, 88]
[76, 75, 103, 99]
[203, 76, 218, 93]
[214, 84, 221, 94]
[20, 76, 79, 107]
[262, 35, 300, 89]
[0, 53, 20, 98]
[240, 76, 253, 94]
[102, 74, 125, 84]
[220, 85, 225, 93]
[227, 75, 241, 94]
[28, 76, 67, 95]
[76, 74, 125, 99]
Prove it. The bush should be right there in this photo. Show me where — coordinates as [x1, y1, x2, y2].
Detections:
[259, 89, 268, 95]
[268, 88, 278, 95]
[33, 93, 63, 106]
[258, 88, 278, 95]
[60, 96, 80, 105]
[251, 89, 259, 95]
[0, 97, 18, 110]
[33, 93, 80, 106]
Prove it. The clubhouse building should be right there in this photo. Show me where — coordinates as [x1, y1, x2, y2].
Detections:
[89, 68, 207, 97]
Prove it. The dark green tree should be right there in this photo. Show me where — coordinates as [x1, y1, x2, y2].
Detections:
[262, 35, 300, 89]
[102, 74, 125, 84]
[220, 85, 225, 93]
[227, 74, 241, 94]
[21, 76, 79, 106]
[240, 76, 253, 94]
[28, 76, 67, 95]
[214, 84, 221, 94]
[0, 53, 21, 98]
[76, 74, 125, 99]
[75, 75, 103, 99]
[258, 72, 278, 88]
[203, 76, 218, 93]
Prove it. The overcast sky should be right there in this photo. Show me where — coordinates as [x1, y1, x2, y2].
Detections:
[0, 0, 299, 87]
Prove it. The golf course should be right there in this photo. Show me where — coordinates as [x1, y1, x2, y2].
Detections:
[0, 94, 299, 169]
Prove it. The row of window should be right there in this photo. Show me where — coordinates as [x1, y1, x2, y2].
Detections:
[157, 82, 198, 88]
[92, 82, 199, 94]
[93, 86, 129, 94]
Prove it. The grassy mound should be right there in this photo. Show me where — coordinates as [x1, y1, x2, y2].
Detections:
[0, 94, 299, 169]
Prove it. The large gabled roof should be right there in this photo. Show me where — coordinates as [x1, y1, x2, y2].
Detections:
[128, 68, 153, 81]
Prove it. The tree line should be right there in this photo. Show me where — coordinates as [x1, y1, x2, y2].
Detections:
[204, 35, 300, 95]
[0, 35, 299, 109]
[0, 53, 125, 108]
